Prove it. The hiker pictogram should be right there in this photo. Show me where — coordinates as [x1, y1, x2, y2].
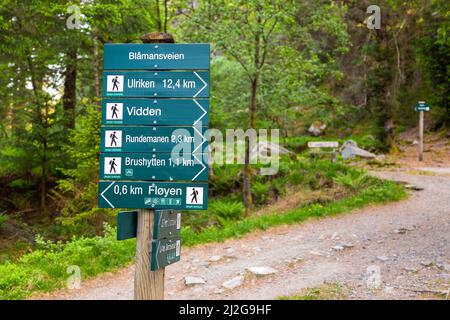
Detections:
[110, 131, 118, 146]
[190, 188, 199, 203]
[186, 187, 203, 205]
[106, 75, 123, 92]
[112, 76, 120, 91]
[111, 104, 119, 118]
[105, 130, 122, 148]
[106, 103, 123, 120]
[103, 157, 121, 175]
[109, 158, 117, 173]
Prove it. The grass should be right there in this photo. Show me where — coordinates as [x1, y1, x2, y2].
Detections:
[278, 283, 349, 300]
[0, 178, 406, 300]
[0, 225, 136, 300]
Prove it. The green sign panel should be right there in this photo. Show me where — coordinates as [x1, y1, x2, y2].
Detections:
[102, 71, 209, 98]
[414, 101, 430, 112]
[151, 237, 181, 270]
[117, 211, 137, 240]
[98, 181, 208, 210]
[101, 99, 209, 126]
[100, 126, 207, 153]
[100, 153, 208, 181]
[153, 210, 181, 240]
[103, 43, 210, 70]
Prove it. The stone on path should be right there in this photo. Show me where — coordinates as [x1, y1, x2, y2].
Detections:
[246, 266, 278, 276]
[404, 267, 418, 273]
[214, 288, 224, 294]
[333, 243, 354, 251]
[404, 184, 424, 191]
[420, 260, 433, 267]
[184, 276, 206, 286]
[209, 255, 223, 262]
[222, 276, 244, 290]
[377, 255, 389, 262]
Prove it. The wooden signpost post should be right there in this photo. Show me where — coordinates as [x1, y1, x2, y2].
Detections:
[414, 101, 430, 161]
[99, 32, 210, 300]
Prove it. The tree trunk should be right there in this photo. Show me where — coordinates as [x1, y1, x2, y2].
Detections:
[40, 102, 49, 215]
[163, 0, 168, 33]
[93, 32, 100, 108]
[243, 76, 258, 212]
[243, 19, 262, 212]
[63, 47, 77, 129]
[155, 0, 162, 32]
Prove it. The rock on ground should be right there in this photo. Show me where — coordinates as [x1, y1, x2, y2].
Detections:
[246, 267, 278, 276]
[184, 276, 206, 286]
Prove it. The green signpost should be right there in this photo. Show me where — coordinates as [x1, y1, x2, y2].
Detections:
[414, 101, 430, 161]
[101, 99, 209, 126]
[153, 210, 181, 239]
[117, 211, 138, 240]
[100, 41, 210, 299]
[103, 43, 210, 70]
[100, 126, 207, 153]
[151, 237, 181, 271]
[98, 181, 208, 210]
[100, 153, 208, 181]
[414, 101, 430, 112]
[102, 71, 209, 98]
[116, 210, 181, 242]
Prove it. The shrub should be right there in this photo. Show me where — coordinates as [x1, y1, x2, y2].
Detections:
[0, 213, 8, 228]
[251, 181, 270, 205]
[333, 170, 371, 190]
[208, 200, 245, 220]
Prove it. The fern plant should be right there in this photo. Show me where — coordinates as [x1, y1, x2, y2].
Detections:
[333, 171, 370, 190]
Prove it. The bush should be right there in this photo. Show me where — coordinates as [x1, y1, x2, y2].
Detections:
[251, 181, 270, 205]
[0, 223, 135, 300]
[0, 213, 8, 228]
[333, 170, 372, 191]
[208, 200, 245, 220]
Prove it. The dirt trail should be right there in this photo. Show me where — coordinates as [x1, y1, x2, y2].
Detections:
[36, 171, 449, 300]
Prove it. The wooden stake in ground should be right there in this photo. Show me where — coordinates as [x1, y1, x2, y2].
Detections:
[134, 32, 175, 300]
[419, 110, 424, 162]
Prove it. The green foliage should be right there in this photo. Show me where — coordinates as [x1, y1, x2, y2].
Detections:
[416, 0, 450, 128]
[208, 200, 245, 221]
[0, 224, 135, 300]
[333, 171, 372, 191]
[0, 213, 8, 228]
[56, 103, 114, 236]
[209, 164, 242, 196]
[251, 181, 270, 205]
[278, 283, 347, 300]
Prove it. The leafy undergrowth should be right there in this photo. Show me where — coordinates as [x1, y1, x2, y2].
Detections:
[278, 283, 350, 300]
[0, 174, 405, 300]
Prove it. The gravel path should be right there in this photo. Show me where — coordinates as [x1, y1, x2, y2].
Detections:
[37, 171, 450, 300]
